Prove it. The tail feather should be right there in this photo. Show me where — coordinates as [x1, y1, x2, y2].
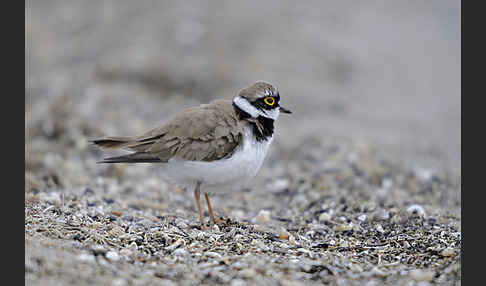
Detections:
[90, 136, 135, 149]
[98, 152, 164, 163]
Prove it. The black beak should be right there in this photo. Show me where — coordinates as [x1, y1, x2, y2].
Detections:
[280, 106, 292, 114]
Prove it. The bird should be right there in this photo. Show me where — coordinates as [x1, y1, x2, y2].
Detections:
[90, 81, 291, 230]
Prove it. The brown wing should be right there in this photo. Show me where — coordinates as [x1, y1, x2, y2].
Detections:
[93, 99, 243, 163]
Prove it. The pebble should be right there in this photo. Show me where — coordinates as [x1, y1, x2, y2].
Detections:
[406, 204, 426, 217]
[350, 264, 363, 273]
[371, 267, 386, 277]
[415, 168, 434, 181]
[175, 218, 188, 229]
[106, 250, 120, 262]
[239, 268, 257, 278]
[108, 225, 125, 237]
[91, 244, 106, 254]
[318, 212, 331, 222]
[373, 209, 390, 221]
[205, 251, 222, 259]
[376, 224, 384, 233]
[357, 214, 367, 222]
[281, 280, 305, 286]
[77, 253, 95, 263]
[111, 278, 128, 286]
[173, 248, 188, 257]
[409, 269, 435, 282]
[211, 224, 220, 232]
[252, 210, 271, 224]
[119, 248, 133, 258]
[267, 178, 290, 193]
[230, 279, 246, 286]
[42, 192, 62, 204]
[252, 239, 270, 251]
[381, 178, 393, 189]
[335, 223, 352, 232]
[278, 227, 290, 240]
[288, 234, 297, 245]
[166, 239, 184, 251]
[440, 248, 455, 257]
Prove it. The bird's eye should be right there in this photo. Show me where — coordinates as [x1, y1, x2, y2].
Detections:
[264, 97, 275, 106]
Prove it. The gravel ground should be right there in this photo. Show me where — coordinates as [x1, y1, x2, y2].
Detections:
[26, 1, 460, 285]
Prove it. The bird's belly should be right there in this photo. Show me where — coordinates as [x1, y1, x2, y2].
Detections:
[160, 133, 273, 193]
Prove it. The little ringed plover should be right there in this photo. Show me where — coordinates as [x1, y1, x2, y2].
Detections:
[91, 81, 291, 230]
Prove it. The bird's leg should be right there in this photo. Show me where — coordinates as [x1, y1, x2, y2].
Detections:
[194, 182, 206, 230]
[204, 192, 221, 225]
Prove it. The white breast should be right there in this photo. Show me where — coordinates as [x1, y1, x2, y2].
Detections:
[159, 127, 273, 193]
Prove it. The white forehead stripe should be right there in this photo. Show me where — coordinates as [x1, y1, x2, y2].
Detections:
[233, 96, 260, 118]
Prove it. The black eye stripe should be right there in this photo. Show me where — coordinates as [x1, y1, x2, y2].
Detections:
[252, 96, 279, 110]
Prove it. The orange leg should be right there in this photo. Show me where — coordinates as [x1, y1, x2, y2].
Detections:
[204, 192, 221, 225]
[194, 182, 206, 230]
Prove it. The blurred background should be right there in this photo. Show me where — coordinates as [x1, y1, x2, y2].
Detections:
[26, 0, 460, 179]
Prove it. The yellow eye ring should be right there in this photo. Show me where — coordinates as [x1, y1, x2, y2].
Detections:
[264, 97, 275, 106]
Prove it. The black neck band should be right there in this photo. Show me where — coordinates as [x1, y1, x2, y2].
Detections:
[233, 102, 274, 141]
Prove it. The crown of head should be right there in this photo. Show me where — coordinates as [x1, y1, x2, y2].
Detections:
[233, 82, 281, 120]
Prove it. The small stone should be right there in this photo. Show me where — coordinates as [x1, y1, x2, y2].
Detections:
[254, 240, 270, 251]
[357, 214, 367, 222]
[119, 248, 133, 258]
[77, 253, 95, 263]
[173, 248, 188, 257]
[440, 248, 455, 257]
[409, 269, 434, 282]
[278, 227, 290, 240]
[240, 268, 257, 278]
[381, 178, 393, 189]
[373, 209, 390, 221]
[231, 279, 246, 286]
[288, 234, 297, 245]
[155, 279, 177, 286]
[267, 178, 290, 193]
[175, 218, 188, 229]
[205, 251, 222, 259]
[252, 210, 271, 224]
[319, 212, 332, 222]
[45, 192, 62, 204]
[108, 225, 125, 237]
[350, 264, 363, 273]
[415, 168, 434, 181]
[128, 242, 138, 250]
[371, 267, 386, 277]
[211, 224, 220, 232]
[83, 188, 95, 196]
[407, 204, 426, 217]
[166, 239, 184, 251]
[335, 223, 352, 232]
[105, 250, 120, 262]
[91, 245, 106, 255]
[281, 280, 305, 286]
[111, 278, 128, 286]
[376, 224, 384, 233]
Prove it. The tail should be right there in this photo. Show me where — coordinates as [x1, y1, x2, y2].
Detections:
[90, 136, 165, 163]
[89, 136, 135, 150]
[97, 152, 164, 163]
